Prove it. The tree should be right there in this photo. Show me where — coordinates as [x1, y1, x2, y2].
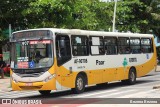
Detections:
[22, 0, 101, 30]
[140, 0, 160, 36]
[110, 0, 150, 33]
[99, 0, 160, 35]
[0, 0, 160, 38]
[0, 0, 32, 46]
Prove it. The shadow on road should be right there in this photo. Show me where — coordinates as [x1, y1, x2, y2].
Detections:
[19, 79, 158, 99]
[142, 74, 156, 77]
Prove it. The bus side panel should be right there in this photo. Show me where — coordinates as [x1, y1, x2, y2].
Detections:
[85, 70, 95, 85]
[137, 56, 156, 77]
[92, 70, 103, 84]
[55, 65, 77, 89]
[116, 67, 127, 81]
[103, 68, 116, 83]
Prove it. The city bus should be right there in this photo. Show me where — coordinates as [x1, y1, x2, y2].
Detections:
[10, 28, 157, 95]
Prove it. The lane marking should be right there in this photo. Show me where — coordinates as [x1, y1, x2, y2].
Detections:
[118, 89, 157, 98]
[65, 89, 118, 98]
[97, 90, 135, 98]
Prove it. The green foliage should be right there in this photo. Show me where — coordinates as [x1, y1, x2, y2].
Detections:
[115, 0, 149, 33]
[0, 0, 32, 44]
[141, 0, 160, 36]
[22, 0, 101, 30]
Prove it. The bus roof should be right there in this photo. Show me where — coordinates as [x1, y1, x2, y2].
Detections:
[12, 28, 153, 38]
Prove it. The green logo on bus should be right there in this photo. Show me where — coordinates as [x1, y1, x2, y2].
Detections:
[123, 57, 128, 67]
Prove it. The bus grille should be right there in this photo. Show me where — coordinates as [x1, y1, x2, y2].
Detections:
[13, 68, 48, 77]
[15, 72, 45, 77]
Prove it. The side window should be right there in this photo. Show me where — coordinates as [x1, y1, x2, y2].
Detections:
[151, 38, 154, 52]
[130, 38, 141, 54]
[56, 34, 71, 66]
[71, 35, 89, 56]
[141, 38, 152, 53]
[90, 36, 104, 55]
[118, 37, 130, 54]
[104, 37, 117, 55]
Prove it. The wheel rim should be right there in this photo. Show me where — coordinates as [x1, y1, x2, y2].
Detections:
[77, 77, 83, 90]
[130, 72, 135, 82]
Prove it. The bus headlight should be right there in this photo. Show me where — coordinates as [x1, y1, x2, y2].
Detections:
[11, 76, 18, 83]
[43, 74, 56, 82]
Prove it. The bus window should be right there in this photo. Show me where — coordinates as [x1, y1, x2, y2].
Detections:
[71, 35, 89, 56]
[141, 38, 152, 53]
[104, 37, 117, 55]
[118, 37, 130, 54]
[130, 38, 141, 54]
[90, 36, 104, 55]
[56, 34, 71, 66]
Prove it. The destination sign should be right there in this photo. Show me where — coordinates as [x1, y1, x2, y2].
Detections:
[12, 30, 52, 40]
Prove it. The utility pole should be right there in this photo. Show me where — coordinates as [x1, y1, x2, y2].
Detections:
[112, 0, 117, 32]
[9, 24, 11, 41]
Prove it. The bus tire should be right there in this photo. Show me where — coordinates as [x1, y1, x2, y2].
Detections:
[39, 90, 51, 96]
[72, 74, 85, 94]
[127, 68, 136, 85]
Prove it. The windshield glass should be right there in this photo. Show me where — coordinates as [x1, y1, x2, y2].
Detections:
[10, 40, 53, 69]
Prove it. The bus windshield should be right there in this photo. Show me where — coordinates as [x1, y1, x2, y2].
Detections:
[10, 40, 53, 69]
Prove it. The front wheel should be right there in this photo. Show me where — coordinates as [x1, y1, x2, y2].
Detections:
[72, 74, 85, 94]
[39, 90, 51, 96]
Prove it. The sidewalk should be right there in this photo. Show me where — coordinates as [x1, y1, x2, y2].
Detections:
[153, 65, 160, 89]
[0, 76, 12, 92]
[156, 65, 160, 72]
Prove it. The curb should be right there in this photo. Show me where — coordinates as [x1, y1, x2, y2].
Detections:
[0, 88, 12, 92]
[153, 85, 160, 89]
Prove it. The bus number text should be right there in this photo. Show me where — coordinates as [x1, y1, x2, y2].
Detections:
[74, 59, 88, 64]
[129, 58, 137, 62]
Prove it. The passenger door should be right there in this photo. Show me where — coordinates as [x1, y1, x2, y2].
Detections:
[55, 34, 72, 90]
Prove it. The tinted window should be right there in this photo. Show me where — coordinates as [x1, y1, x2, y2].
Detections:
[141, 38, 152, 53]
[130, 38, 141, 54]
[118, 37, 130, 54]
[71, 35, 89, 56]
[104, 37, 117, 55]
[90, 36, 104, 55]
[56, 34, 71, 66]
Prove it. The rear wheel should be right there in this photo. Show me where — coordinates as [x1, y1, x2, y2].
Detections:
[72, 74, 85, 94]
[127, 68, 136, 85]
[39, 90, 51, 96]
[122, 68, 136, 85]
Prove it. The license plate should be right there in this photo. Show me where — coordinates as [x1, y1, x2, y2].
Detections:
[25, 83, 33, 86]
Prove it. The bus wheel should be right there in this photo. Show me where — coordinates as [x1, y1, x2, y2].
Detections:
[127, 68, 136, 85]
[39, 90, 51, 96]
[72, 74, 85, 94]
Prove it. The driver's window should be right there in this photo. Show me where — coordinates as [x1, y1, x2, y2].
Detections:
[56, 34, 71, 66]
